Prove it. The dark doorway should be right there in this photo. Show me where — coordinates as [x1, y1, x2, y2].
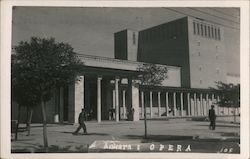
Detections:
[85, 76, 97, 120]
[63, 86, 69, 121]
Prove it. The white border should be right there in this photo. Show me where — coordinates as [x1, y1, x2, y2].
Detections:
[1, 1, 249, 159]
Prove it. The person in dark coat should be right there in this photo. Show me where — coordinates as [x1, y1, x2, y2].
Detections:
[209, 105, 216, 130]
[72, 108, 87, 135]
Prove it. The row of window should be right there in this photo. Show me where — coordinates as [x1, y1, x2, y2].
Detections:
[140, 21, 184, 43]
[193, 21, 221, 40]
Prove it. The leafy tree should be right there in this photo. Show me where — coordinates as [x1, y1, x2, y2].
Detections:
[12, 37, 84, 151]
[137, 63, 168, 86]
[212, 81, 240, 122]
[137, 63, 168, 139]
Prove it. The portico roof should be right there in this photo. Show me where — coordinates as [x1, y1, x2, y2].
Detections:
[79, 65, 140, 78]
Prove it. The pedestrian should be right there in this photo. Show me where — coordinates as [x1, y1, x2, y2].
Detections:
[208, 105, 216, 130]
[72, 108, 87, 135]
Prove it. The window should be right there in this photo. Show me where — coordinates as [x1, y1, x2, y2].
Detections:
[198, 52, 201, 56]
[211, 27, 214, 38]
[199, 66, 202, 71]
[216, 68, 220, 74]
[197, 41, 200, 46]
[132, 32, 136, 45]
[208, 26, 211, 37]
[218, 28, 221, 40]
[214, 28, 217, 40]
[204, 25, 207, 36]
[201, 24, 203, 36]
[200, 80, 202, 84]
[197, 23, 200, 35]
[193, 21, 196, 34]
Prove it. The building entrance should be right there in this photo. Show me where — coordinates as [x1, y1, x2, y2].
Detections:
[85, 76, 97, 121]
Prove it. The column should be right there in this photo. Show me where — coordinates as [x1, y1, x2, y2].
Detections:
[180, 92, 184, 116]
[97, 77, 102, 123]
[165, 92, 169, 117]
[206, 94, 209, 116]
[194, 93, 197, 116]
[158, 92, 161, 117]
[115, 78, 120, 122]
[200, 94, 203, 116]
[127, 78, 140, 121]
[113, 90, 115, 109]
[71, 76, 84, 123]
[150, 91, 153, 118]
[187, 93, 190, 116]
[122, 90, 126, 119]
[212, 94, 215, 114]
[217, 95, 220, 116]
[141, 91, 144, 118]
[173, 92, 176, 116]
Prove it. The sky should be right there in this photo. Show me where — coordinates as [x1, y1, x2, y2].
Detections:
[12, 7, 240, 75]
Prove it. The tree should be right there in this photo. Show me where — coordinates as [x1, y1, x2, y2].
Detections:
[11, 74, 40, 139]
[212, 81, 240, 122]
[12, 37, 84, 151]
[137, 63, 168, 139]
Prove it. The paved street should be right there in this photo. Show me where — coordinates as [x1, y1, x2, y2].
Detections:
[11, 116, 240, 153]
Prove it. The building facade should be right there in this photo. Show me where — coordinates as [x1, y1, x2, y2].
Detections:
[11, 16, 239, 124]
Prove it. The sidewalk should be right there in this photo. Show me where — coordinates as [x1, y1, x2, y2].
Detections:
[11, 116, 240, 153]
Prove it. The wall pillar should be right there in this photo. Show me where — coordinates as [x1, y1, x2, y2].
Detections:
[165, 92, 169, 117]
[150, 91, 153, 118]
[173, 92, 176, 116]
[180, 92, 184, 116]
[97, 76, 102, 123]
[158, 92, 161, 117]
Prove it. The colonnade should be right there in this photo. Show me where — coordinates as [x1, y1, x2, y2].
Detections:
[138, 90, 237, 118]
[70, 75, 239, 124]
[72, 75, 140, 123]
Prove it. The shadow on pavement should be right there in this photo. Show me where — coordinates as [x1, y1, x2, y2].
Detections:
[198, 124, 239, 128]
[12, 144, 89, 153]
[121, 134, 193, 142]
[61, 131, 109, 136]
[215, 132, 240, 137]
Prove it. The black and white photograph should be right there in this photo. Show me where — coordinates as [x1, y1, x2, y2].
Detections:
[1, 1, 249, 159]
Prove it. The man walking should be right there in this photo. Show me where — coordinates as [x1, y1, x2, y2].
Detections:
[72, 108, 87, 135]
[209, 105, 216, 130]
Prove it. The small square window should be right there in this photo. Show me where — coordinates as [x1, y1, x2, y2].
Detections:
[132, 32, 136, 45]
[197, 41, 200, 46]
[216, 68, 220, 74]
[193, 21, 196, 34]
